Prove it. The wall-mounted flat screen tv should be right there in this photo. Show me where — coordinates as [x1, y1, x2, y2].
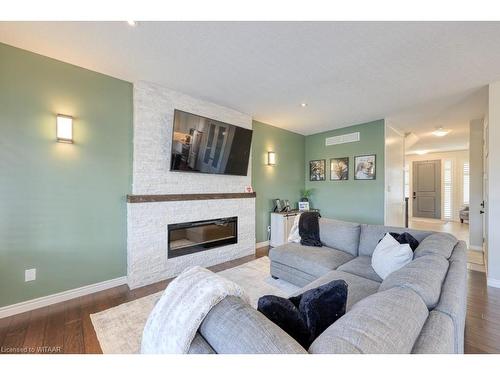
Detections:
[170, 109, 253, 176]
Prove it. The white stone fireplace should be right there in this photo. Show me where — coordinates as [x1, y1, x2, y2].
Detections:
[127, 81, 255, 289]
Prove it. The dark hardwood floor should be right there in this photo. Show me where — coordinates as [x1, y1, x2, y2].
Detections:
[1, 246, 499, 354]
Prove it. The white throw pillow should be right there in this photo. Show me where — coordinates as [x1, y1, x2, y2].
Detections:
[371, 233, 413, 279]
[287, 213, 302, 243]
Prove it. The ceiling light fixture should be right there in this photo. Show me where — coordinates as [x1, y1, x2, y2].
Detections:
[127, 21, 137, 27]
[301, 103, 308, 107]
[416, 150, 428, 155]
[432, 127, 450, 137]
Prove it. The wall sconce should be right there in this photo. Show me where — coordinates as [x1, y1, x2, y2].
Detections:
[56, 114, 73, 143]
[267, 151, 276, 166]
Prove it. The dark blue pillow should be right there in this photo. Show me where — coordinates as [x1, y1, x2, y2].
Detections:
[388, 232, 420, 251]
[257, 279, 348, 348]
[256, 295, 310, 348]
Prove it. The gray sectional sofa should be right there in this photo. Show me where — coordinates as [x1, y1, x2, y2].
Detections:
[189, 218, 467, 354]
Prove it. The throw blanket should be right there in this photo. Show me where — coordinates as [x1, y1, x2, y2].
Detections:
[299, 211, 322, 247]
[140, 266, 249, 354]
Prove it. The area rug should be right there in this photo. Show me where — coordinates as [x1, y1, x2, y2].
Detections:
[90, 256, 299, 354]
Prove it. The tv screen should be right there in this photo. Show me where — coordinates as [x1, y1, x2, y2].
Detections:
[170, 110, 253, 176]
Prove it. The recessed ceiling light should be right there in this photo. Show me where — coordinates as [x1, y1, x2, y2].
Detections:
[432, 127, 450, 137]
[301, 103, 308, 107]
[127, 21, 137, 27]
[416, 150, 428, 155]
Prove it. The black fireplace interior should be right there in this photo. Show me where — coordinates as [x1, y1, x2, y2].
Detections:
[168, 216, 238, 258]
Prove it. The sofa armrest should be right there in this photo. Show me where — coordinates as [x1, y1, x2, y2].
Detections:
[199, 296, 307, 354]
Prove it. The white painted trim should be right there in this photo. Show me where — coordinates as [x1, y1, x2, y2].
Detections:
[0, 276, 127, 319]
[487, 277, 500, 288]
[256, 240, 270, 249]
[469, 245, 483, 251]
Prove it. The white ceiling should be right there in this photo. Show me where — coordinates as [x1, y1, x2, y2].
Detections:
[0, 21, 495, 144]
[389, 86, 488, 154]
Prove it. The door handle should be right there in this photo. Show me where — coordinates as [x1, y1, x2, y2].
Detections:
[480, 210, 485, 214]
[412, 192, 416, 200]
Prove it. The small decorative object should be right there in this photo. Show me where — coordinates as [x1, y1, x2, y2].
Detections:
[282, 200, 291, 212]
[300, 188, 313, 202]
[267, 151, 276, 166]
[309, 160, 326, 181]
[273, 199, 283, 212]
[244, 185, 253, 193]
[330, 157, 349, 180]
[354, 154, 376, 180]
[298, 201, 310, 211]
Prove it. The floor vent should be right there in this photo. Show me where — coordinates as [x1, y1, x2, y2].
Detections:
[325, 132, 360, 146]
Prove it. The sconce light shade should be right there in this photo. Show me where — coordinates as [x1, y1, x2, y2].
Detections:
[267, 151, 276, 166]
[56, 114, 73, 143]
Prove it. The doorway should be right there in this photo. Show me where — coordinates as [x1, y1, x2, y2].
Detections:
[412, 160, 441, 219]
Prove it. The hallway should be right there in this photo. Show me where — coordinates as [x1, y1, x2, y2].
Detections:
[409, 218, 485, 272]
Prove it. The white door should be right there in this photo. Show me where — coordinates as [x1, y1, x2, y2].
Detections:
[384, 125, 405, 226]
[483, 118, 489, 270]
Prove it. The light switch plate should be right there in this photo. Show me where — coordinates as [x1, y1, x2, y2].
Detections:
[25, 268, 36, 282]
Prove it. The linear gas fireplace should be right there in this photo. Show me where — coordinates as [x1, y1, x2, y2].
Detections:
[167, 217, 238, 258]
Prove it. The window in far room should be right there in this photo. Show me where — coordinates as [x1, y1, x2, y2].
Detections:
[444, 160, 453, 220]
[463, 162, 470, 205]
[404, 164, 410, 198]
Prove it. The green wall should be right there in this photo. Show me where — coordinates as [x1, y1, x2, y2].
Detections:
[305, 120, 385, 224]
[252, 121, 305, 243]
[0, 43, 133, 307]
[0, 42, 386, 307]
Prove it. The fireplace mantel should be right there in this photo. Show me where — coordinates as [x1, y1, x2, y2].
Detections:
[127, 192, 256, 203]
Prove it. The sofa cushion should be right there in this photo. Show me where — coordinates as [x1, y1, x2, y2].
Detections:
[291, 270, 380, 311]
[358, 224, 433, 256]
[319, 218, 360, 256]
[337, 256, 382, 282]
[411, 311, 455, 354]
[308, 287, 429, 354]
[434, 240, 467, 353]
[188, 334, 216, 354]
[200, 296, 307, 354]
[270, 261, 316, 287]
[269, 242, 354, 278]
[414, 232, 458, 260]
[378, 254, 449, 309]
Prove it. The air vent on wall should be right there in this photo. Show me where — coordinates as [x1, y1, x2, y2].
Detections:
[325, 132, 360, 146]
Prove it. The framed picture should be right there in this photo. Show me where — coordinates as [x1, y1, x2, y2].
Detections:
[298, 201, 310, 211]
[354, 154, 376, 180]
[309, 159, 326, 181]
[273, 199, 283, 212]
[330, 157, 349, 180]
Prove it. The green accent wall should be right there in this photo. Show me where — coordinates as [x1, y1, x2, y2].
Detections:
[305, 120, 385, 224]
[252, 121, 305, 243]
[0, 43, 133, 307]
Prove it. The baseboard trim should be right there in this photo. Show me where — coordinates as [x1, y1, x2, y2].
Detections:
[256, 240, 270, 249]
[0, 276, 127, 319]
[487, 277, 500, 289]
[469, 245, 483, 251]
